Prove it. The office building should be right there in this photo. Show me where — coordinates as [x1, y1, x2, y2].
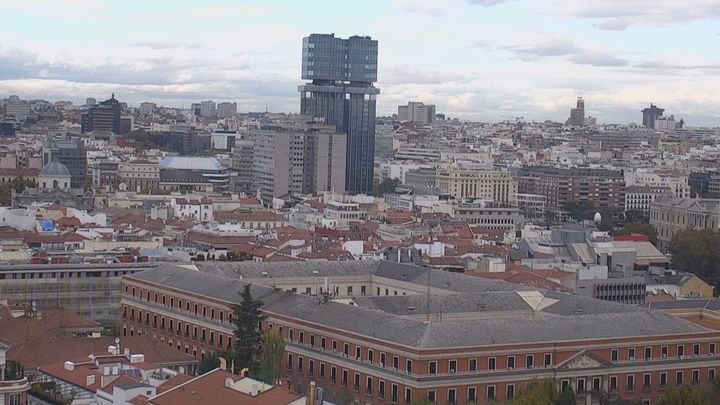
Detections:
[625, 185, 671, 215]
[566, 97, 585, 127]
[122, 262, 720, 405]
[85, 97, 97, 106]
[200, 100, 216, 118]
[398, 101, 435, 124]
[405, 166, 517, 202]
[298, 33, 379, 194]
[216, 102, 237, 119]
[43, 138, 87, 188]
[3, 95, 30, 121]
[517, 166, 626, 210]
[249, 119, 346, 203]
[642, 104, 665, 129]
[452, 201, 524, 230]
[81, 94, 123, 134]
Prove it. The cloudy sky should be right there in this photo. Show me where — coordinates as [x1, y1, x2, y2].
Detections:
[2, 0, 720, 125]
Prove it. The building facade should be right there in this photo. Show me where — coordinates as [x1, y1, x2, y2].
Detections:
[625, 186, 671, 215]
[81, 94, 123, 134]
[517, 166, 626, 210]
[650, 196, 720, 251]
[118, 160, 160, 192]
[249, 120, 347, 204]
[299, 33, 379, 194]
[122, 262, 720, 405]
[398, 102, 435, 125]
[642, 104, 665, 129]
[405, 166, 517, 203]
[43, 138, 87, 189]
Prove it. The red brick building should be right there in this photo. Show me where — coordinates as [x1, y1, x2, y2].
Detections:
[121, 262, 720, 405]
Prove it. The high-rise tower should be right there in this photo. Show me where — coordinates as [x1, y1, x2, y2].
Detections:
[298, 34, 379, 194]
[641, 104, 664, 129]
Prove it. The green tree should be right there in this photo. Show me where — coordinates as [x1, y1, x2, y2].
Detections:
[373, 178, 400, 197]
[615, 222, 658, 245]
[0, 177, 36, 206]
[556, 386, 577, 405]
[670, 228, 720, 289]
[658, 384, 710, 405]
[199, 352, 221, 374]
[256, 329, 285, 384]
[511, 379, 557, 405]
[336, 388, 356, 405]
[410, 397, 433, 405]
[232, 284, 267, 370]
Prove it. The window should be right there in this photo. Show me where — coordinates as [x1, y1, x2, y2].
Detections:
[343, 343, 349, 356]
[308, 360, 314, 376]
[487, 385, 496, 399]
[507, 356, 515, 369]
[526, 354, 534, 368]
[379, 380, 385, 399]
[368, 349, 374, 363]
[628, 348, 636, 360]
[447, 387, 456, 405]
[644, 347, 652, 360]
[577, 378, 585, 393]
[643, 373, 651, 390]
[710, 369, 716, 381]
[676, 371, 683, 385]
[305, 287, 311, 294]
[711, 343, 716, 356]
[506, 384, 515, 400]
[356, 346, 361, 360]
[661, 346, 668, 358]
[610, 376, 618, 392]
[310, 335, 315, 347]
[469, 358, 477, 372]
[429, 361, 437, 374]
[320, 363, 325, 378]
[468, 387, 477, 402]
[678, 345, 685, 357]
[593, 377, 601, 391]
[627, 375, 635, 391]
[380, 352, 386, 366]
[391, 384, 399, 403]
[7, 394, 21, 405]
[299, 332, 304, 344]
[342, 370, 348, 387]
[406, 359, 413, 373]
[544, 353, 552, 367]
[427, 390, 436, 403]
[287, 353, 293, 370]
[611, 349, 619, 361]
[694, 344, 700, 356]
[353, 373, 360, 391]
[361, 285, 366, 295]
[449, 360, 457, 373]
[660, 372, 668, 387]
[331, 366, 337, 383]
[405, 388, 412, 404]
[693, 369, 700, 384]
[366, 376, 373, 395]
[488, 357, 496, 370]
[289, 329, 294, 342]
[297, 356, 303, 373]
[347, 286, 353, 295]
[321, 337, 326, 350]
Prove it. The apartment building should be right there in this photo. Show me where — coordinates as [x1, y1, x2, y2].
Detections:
[517, 166, 625, 210]
[650, 195, 720, 251]
[405, 166, 517, 203]
[625, 186, 671, 215]
[121, 261, 720, 405]
[452, 201, 524, 230]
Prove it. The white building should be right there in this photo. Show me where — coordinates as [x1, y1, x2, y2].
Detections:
[170, 197, 214, 222]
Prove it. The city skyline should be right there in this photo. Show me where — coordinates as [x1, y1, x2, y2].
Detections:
[1, 0, 720, 125]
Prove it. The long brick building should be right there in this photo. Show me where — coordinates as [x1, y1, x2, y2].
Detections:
[121, 261, 720, 405]
[517, 166, 626, 210]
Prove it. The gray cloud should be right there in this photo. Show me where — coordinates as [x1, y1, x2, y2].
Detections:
[129, 41, 205, 50]
[570, 53, 629, 67]
[467, 0, 514, 6]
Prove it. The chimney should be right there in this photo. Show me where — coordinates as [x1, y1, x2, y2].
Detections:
[307, 381, 316, 405]
[86, 375, 96, 386]
[64, 361, 75, 371]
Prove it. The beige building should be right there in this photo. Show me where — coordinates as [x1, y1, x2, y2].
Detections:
[118, 160, 160, 192]
[405, 165, 517, 202]
[249, 119, 346, 204]
[650, 195, 720, 251]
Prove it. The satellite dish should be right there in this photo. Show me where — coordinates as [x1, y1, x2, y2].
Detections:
[593, 212, 602, 223]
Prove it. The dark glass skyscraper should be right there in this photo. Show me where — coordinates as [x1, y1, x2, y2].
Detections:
[298, 34, 379, 194]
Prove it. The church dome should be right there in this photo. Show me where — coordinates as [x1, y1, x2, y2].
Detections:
[40, 162, 71, 177]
